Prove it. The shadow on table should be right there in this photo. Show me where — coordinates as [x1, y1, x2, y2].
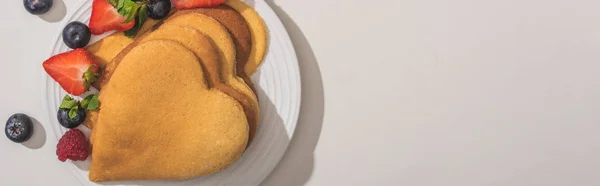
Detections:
[23, 117, 46, 149]
[39, 0, 66, 23]
[260, 1, 326, 186]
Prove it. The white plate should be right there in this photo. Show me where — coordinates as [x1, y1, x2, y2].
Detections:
[44, 0, 301, 185]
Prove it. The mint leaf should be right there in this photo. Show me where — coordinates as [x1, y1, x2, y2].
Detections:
[123, 4, 140, 23]
[81, 95, 91, 108]
[81, 95, 100, 110]
[68, 106, 79, 119]
[118, 0, 139, 23]
[59, 95, 77, 109]
[87, 97, 99, 110]
[124, 5, 148, 38]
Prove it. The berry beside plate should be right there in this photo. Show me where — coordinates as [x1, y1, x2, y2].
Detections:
[5, 113, 34, 143]
[23, 0, 53, 15]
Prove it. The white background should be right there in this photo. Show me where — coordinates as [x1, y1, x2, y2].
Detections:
[2, 0, 600, 185]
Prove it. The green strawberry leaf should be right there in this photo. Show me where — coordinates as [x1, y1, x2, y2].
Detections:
[59, 95, 78, 109]
[68, 106, 79, 119]
[108, 0, 118, 7]
[81, 95, 100, 110]
[124, 5, 148, 38]
[117, 0, 125, 10]
[82, 65, 99, 91]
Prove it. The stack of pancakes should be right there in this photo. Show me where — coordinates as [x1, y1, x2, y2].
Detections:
[82, 0, 268, 182]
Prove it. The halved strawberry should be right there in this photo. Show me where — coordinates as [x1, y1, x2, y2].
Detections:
[88, 0, 135, 35]
[172, 0, 226, 9]
[43, 49, 100, 96]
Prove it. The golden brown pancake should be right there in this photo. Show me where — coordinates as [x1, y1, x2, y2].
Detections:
[225, 0, 268, 76]
[89, 40, 248, 182]
[85, 33, 132, 69]
[81, 18, 166, 129]
[86, 33, 134, 89]
[138, 24, 259, 145]
[165, 13, 260, 143]
[86, 12, 171, 88]
[89, 25, 258, 148]
[83, 5, 265, 142]
[85, 19, 259, 145]
[176, 5, 255, 93]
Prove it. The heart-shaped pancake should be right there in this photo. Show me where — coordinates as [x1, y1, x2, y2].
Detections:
[176, 5, 255, 93]
[83, 9, 261, 144]
[88, 40, 248, 182]
[225, 0, 268, 76]
[88, 23, 260, 146]
[165, 13, 260, 143]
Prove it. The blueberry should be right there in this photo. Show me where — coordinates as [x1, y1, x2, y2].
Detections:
[62, 22, 91, 49]
[147, 0, 171, 20]
[23, 0, 53, 15]
[57, 107, 85, 129]
[5, 113, 34, 143]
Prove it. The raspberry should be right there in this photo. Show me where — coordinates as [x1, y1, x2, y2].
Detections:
[56, 129, 89, 162]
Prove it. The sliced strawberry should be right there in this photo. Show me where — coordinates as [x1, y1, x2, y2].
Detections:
[172, 0, 226, 9]
[88, 0, 135, 35]
[43, 49, 100, 96]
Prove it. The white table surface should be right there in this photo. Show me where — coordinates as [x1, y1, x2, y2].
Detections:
[3, 0, 600, 185]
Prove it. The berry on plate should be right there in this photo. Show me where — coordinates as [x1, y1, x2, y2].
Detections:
[172, 0, 226, 9]
[23, 0, 53, 15]
[56, 95, 99, 128]
[147, 0, 171, 20]
[5, 113, 34, 143]
[89, 0, 136, 35]
[57, 107, 86, 129]
[56, 129, 89, 162]
[42, 49, 100, 96]
[62, 21, 92, 49]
